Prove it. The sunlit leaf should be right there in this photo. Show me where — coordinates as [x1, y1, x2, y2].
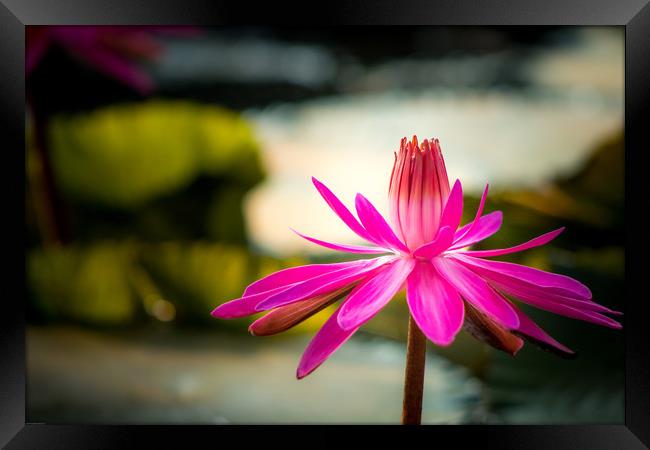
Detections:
[48, 100, 264, 208]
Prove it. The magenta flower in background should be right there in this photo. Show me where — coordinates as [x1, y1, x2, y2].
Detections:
[26, 26, 196, 94]
[212, 136, 622, 379]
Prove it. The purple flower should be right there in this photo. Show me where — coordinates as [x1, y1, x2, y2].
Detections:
[26, 26, 196, 94]
[212, 136, 622, 379]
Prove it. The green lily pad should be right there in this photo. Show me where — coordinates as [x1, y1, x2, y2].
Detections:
[48, 100, 264, 209]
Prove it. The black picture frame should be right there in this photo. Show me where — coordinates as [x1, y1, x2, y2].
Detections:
[2, 1, 649, 448]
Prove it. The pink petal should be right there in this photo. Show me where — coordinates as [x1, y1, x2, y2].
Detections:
[388, 136, 451, 248]
[296, 304, 359, 379]
[337, 257, 416, 330]
[311, 177, 377, 245]
[388, 142, 409, 243]
[490, 278, 619, 316]
[424, 139, 451, 241]
[412, 226, 454, 259]
[256, 256, 396, 311]
[406, 261, 464, 346]
[509, 302, 575, 357]
[249, 287, 349, 336]
[69, 44, 154, 94]
[397, 148, 414, 245]
[290, 228, 390, 255]
[499, 286, 622, 329]
[211, 298, 259, 318]
[535, 302, 622, 329]
[458, 227, 565, 258]
[354, 194, 410, 254]
[432, 257, 520, 329]
[452, 254, 592, 300]
[405, 151, 425, 247]
[454, 184, 489, 243]
[439, 179, 463, 233]
[449, 211, 503, 250]
[26, 30, 50, 75]
[216, 260, 376, 318]
[99, 31, 163, 60]
[419, 153, 440, 244]
[244, 260, 366, 296]
[211, 284, 294, 318]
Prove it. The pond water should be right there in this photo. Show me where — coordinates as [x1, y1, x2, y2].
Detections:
[28, 326, 484, 424]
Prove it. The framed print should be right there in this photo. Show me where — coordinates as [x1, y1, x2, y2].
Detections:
[1, 0, 649, 448]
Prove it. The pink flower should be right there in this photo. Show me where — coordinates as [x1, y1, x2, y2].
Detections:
[26, 26, 197, 94]
[212, 136, 622, 379]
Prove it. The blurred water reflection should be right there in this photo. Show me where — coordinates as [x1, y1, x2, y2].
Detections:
[28, 326, 482, 424]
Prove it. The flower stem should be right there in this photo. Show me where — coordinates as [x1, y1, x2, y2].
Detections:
[28, 99, 68, 246]
[402, 314, 426, 425]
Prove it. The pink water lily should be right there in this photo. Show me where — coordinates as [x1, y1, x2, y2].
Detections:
[211, 136, 622, 379]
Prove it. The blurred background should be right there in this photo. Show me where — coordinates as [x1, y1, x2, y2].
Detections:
[25, 26, 624, 424]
